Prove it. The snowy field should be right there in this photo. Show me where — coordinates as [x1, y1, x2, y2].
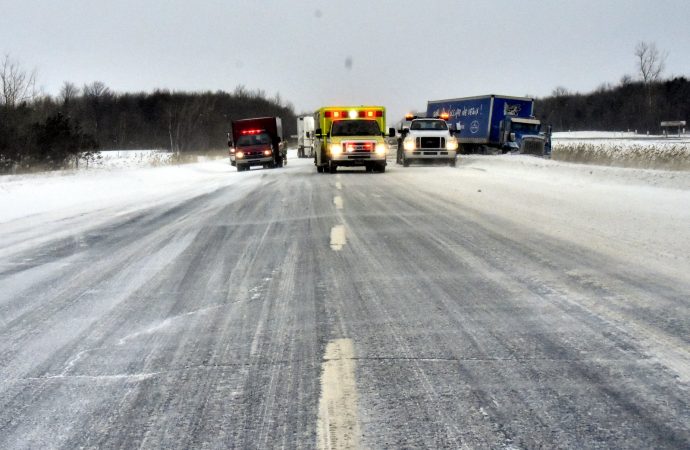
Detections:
[552, 132, 690, 170]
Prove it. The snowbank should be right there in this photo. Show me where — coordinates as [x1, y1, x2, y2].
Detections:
[551, 134, 690, 171]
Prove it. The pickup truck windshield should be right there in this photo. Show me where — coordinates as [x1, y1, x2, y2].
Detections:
[236, 133, 272, 146]
[331, 120, 381, 136]
[410, 120, 448, 130]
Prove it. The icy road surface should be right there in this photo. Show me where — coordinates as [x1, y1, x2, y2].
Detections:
[1, 155, 689, 448]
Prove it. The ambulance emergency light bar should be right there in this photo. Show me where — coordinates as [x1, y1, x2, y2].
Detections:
[324, 110, 383, 119]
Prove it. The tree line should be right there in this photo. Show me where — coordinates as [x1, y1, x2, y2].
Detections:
[536, 41, 688, 133]
[1, 55, 296, 172]
[535, 76, 690, 133]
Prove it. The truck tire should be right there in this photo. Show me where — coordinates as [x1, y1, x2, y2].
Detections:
[317, 165, 324, 173]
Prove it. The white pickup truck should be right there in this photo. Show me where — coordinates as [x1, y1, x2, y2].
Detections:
[397, 116, 459, 167]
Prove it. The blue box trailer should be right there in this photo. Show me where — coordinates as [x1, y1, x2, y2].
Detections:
[427, 95, 550, 155]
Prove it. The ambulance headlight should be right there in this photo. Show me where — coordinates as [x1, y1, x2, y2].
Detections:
[375, 143, 386, 155]
[330, 143, 343, 155]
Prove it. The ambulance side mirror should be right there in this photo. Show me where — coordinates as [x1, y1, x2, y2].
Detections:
[315, 128, 323, 138]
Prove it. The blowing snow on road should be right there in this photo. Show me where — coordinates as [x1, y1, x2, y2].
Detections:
[1, 154, 689, 448]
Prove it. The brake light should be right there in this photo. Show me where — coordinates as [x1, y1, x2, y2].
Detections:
[241, 129, 264, 135]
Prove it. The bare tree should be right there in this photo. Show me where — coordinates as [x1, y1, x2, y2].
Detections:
[551, 86, 570, 97]
[83, 81, 111, 99]
[0, 54, 37, 108]
[82, 81, 112, 136]
[635, 41, 666, 85]
[58, 81, 80, 105]
[634, 41, 667, 118]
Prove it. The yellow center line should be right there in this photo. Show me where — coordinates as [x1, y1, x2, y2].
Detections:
[317, 339, 360, 450]
[330, 225, 346, 251]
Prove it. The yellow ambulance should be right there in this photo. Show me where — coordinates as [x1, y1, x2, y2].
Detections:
[313, 106, 395, 173]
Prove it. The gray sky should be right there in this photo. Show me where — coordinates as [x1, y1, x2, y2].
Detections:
[2, 0, 689, 122]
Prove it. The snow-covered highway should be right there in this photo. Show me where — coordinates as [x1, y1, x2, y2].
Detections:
[1, 154, 689, 448]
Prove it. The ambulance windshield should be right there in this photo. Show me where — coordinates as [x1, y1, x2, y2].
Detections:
[330, 120, 381, 136]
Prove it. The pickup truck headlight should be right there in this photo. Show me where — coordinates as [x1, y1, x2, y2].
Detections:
[375, 143, 386, 155]
[236, 151, 244, 159]
[403, 138, 415, 151]
[263, 149, 272, 156]
[329, 143, 343, 155]
[446, 138, 459, 151]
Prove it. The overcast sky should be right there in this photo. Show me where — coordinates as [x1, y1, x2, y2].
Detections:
[2, 0, 689, 122]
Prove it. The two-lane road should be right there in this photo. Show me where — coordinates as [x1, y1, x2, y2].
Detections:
[1, 155, 689, 448]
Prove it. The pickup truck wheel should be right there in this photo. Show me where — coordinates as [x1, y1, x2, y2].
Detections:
[317, 165, 324, 173]
[402, 155, 410, 167]
[329, 162, 337, 174]
[378, 163, 386, 173]
[449, 158, 456, 167]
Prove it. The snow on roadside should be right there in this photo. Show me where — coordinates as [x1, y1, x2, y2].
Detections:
[551, 133, 690, 171]
[0, 159, 243, 224]
[448, 154, 690, 281]
[94, 150, 174, 169]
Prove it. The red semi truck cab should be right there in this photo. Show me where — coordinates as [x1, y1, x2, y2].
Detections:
[228, 117, 287, 172]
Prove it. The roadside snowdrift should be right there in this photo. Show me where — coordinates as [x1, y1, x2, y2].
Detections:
[552, 133, 690, 170]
